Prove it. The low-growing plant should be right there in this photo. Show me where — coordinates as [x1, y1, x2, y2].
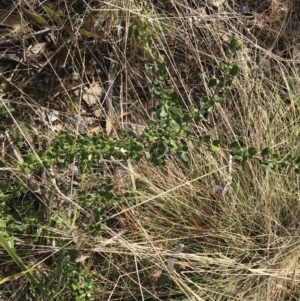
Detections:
[56, 250, 96, 301]
[20, 24, 298, 174]
[2, 8, 300, 301]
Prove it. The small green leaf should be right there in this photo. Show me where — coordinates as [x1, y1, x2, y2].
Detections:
[270, 153, 280, 160]
[156, 74, 166, 82]
[211, 145, 220, 152]
[230, 141, 241, 150]
[278, 161, 286, 168]
[229, 64, 239, 76]
[182, 114, 190, 123]
[211, 139, 220, 152]
[295, 157, 300, 165]
[199, 135, 211, 143]
[294, 168, 300, 174]
[163, 88, 173, 95]
[168, 92, 179, 102]
[189, 106, 197, 114]
[169, 139, 177, 148]
[261, 147, 271, 158]
[43, 5, 63, 26]
[259, 161, 268, 168]
[22, 7, 48, 26]
[260, 160, 275, 169]
[78, 29, 97, 38]
[181, 145, 189, 152]
[169, 106, 181, 116]
[146, 39, 153, 48]
[212, 139, 220, 146]
[169, 118, 180, 132]
[133, 26, 143, 36]
[158, 62, 166, 72]
[83, 13, 95, 30]
[181, 152, 188, 162]
[229, 38, 242, 52]
[160, 105, 168, 117]
[188, 140, 194, 149]
[202, 96, 209, 103]
[216, 82, 225, 91]
[203, 99, 215, 109]
[218, 61, 226, 71]
[233, 155, 243, 163]
[145, 63, 153, 71]
[194, 113, 205, 122]
[182, 125, 192, 135]
[225, 79, 233, 86]
[153, 89, 162, 96]
[242, 149, 250, 159]
[170, 147, 177, 155]
[209, 78, 218, 88]
[212, 95, 223, 103]
[247, 146, 257, 157]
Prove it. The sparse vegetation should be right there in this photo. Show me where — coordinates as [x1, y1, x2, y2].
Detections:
[1, 1, 300, 300]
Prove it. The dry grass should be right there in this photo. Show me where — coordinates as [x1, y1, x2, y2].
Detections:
[0, 0, 300, 300]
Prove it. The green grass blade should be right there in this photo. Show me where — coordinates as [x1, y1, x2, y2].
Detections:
[0, 232, 44, 294]
[43, 5, 63, 26]
[21, 7, 48, 26]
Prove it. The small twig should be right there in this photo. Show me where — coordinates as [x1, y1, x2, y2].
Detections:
[135, 254, 145, 300]
[0, 167, 19, 171]
[221, 153, 232, 196]
[106, 50, 118, 123]
[0, 27, 54, 46]
[0, 51, 23, 63]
